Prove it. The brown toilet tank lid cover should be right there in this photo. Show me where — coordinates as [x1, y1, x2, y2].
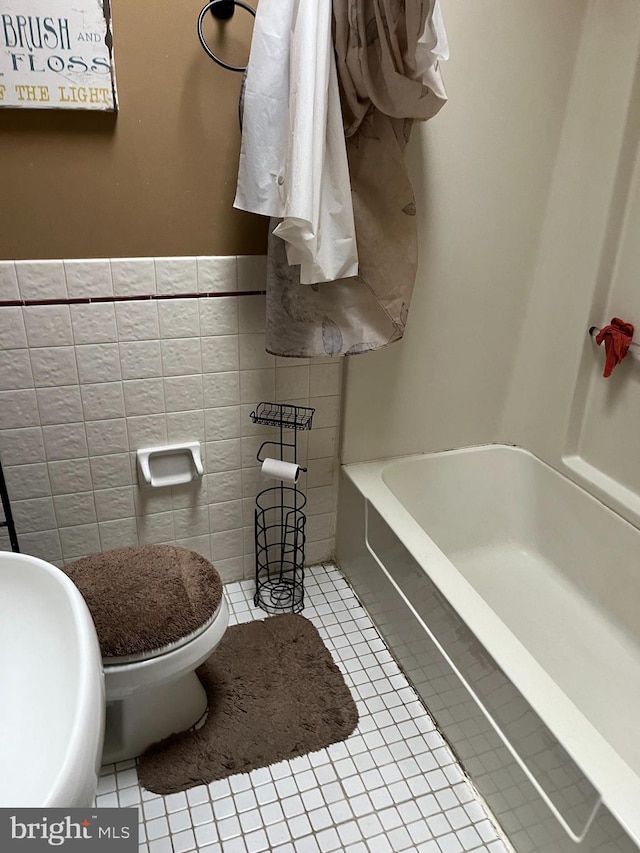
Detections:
[62, 544, 223, 659]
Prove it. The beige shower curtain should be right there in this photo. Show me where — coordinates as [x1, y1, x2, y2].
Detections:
[264, 0, 447, 358]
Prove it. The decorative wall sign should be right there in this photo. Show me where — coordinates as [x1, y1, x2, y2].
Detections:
[0, 0, 117, 110]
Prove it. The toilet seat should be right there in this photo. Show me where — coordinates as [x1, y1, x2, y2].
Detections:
[103, 597, 229, 700]
[61, 544, 223, 660]
[102, 604, 221, 666]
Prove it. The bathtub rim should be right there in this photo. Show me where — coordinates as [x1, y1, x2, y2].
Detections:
[342, 442, 640, 847]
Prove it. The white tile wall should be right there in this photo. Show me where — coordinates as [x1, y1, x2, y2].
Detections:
[0, 257, 343, 580]
[15, 260, 67, 300]
[0, 306, 26, 348]
[65, 259, 113, 299]
[197, 257, 238, 294]
[23, 304, 73, 348]
[0, 263, 20, 302]
[111, 259, 156, 297]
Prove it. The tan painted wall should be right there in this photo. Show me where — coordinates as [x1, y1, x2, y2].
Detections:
[0, 0, 267, 260]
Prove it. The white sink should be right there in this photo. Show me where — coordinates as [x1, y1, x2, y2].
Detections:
[0, 551, 105, 807]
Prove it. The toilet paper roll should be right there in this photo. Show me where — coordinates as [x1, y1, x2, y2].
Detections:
[261, 457, 300, 483]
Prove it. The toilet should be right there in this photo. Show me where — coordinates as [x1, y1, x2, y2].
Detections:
[62, 544, 229, 765]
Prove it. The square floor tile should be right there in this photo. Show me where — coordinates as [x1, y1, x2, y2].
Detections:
[96, 565, 509, 853]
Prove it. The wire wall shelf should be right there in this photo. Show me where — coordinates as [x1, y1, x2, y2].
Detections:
[251, 402, 315, 614]
[250, 401, 314, 431]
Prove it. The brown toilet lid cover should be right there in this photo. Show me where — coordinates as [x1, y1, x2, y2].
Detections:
[62, 545, 223, 659]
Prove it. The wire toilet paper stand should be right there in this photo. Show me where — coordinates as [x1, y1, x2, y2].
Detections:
[250, 402, 315, 613]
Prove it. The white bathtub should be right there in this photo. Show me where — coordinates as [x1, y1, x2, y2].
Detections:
[337, 445, 640, 853]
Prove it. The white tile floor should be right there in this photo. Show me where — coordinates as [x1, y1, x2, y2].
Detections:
[96, 565, 510, 853]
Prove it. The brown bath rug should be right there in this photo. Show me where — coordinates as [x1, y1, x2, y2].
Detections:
[137, 614, 359, 795]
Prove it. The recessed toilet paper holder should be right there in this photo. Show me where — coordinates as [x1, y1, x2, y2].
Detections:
[137, 442, 204, 488]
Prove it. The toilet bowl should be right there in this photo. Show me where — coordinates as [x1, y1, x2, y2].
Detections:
[61, 544, 229, 766]
[102, 595, 229, 765]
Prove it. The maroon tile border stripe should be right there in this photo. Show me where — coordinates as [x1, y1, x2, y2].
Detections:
[0, 290, 267, 308]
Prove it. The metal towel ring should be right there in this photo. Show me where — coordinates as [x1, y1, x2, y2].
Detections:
[197, 0, 256, 73]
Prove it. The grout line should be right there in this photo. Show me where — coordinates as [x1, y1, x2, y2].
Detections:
[68, 308, 102, 557]
[0, 290, 267, 308]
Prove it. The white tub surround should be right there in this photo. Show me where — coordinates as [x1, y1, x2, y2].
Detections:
[337, 445, 640, 853]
